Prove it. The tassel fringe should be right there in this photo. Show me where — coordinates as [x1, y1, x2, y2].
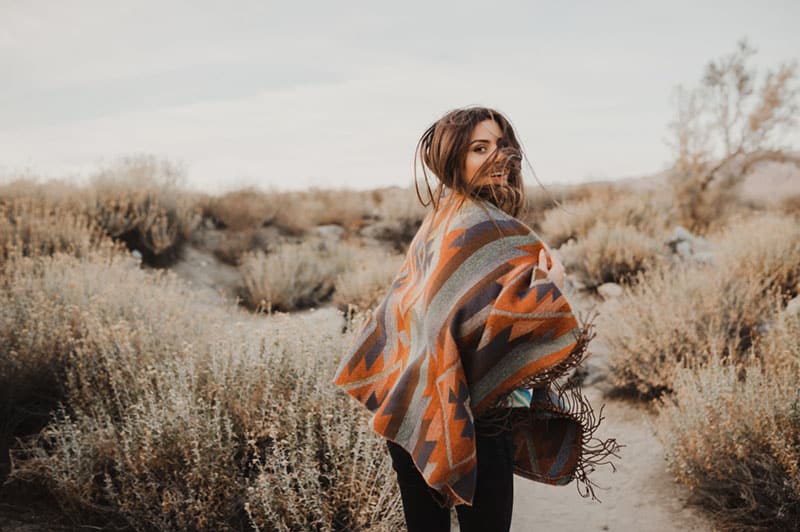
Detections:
[474, 309, 623, 501]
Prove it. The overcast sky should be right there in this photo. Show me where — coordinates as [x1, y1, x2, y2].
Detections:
[2, 0, 798, 193]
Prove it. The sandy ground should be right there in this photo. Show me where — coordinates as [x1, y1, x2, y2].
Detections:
[499, 293, 712, 532]
[287, 306, 715, 532]
[508, 387, 711, 532]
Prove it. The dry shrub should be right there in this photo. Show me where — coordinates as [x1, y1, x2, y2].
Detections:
[603, 213, 800, 398]
[559, 222, 666, 288]
[4, 251, 402, 530]
[204, 187, 281, 231]
[778, 193, 800, 217]
[86, 156, 203, 264]
[333, 247, 405, 312]
[519, 182, 618, 231]
[0, 177, 89, 213]
[373, 186, 426, 225]
[656, 353, 800, 530]
[709, 212, 800, 298]
[240, 317, 403, 531]
[302, 188, 378, 230]
[209, 227, 279, 266]
[362, 187, 426, 251]
[0, 198, 119, 267]
[269, 188, 379, 236]
[756, 306, 800, 373]
[601, 263, 769, 398]
[665, 39, 800, 233]
[539, 188, 673, 248]
[0, 252, 204, 421]
[259, 190, 319, 236]
[240, 239, 351, 312]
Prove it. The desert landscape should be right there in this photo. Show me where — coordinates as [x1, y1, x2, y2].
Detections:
[1, 42, 800, 532]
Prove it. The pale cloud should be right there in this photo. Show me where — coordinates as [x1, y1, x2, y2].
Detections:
[1, 0, 798, 192]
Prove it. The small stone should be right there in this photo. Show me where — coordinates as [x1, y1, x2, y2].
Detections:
[676, 240, 693, 258]
[567, 278, 587, 291]
[597, 282, 623, 300]
[786, 295, 800, 315]
[671, 225, 695, 242]
[312, 224, 345, 241]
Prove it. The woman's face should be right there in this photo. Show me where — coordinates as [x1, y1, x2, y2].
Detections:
[464, 118, 508, 187]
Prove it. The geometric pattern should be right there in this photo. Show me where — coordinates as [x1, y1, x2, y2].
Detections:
[333, 189, 590, 507]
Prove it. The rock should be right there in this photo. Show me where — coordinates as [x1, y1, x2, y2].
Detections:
[132, 249, 142, 261]
[567, 277, 587, 291]
[312, 224, 345, 241]
[676, 240, 693, 258]
[670, 225, 695, 243]
[667, 225, 714, 259]
[786, 295, 800, 315]
[597, 282, 623, 300]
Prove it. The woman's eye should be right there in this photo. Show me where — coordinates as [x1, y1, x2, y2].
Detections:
[474, 146, 486, 153]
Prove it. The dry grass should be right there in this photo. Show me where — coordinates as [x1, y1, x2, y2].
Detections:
[519, 182, 616, 232]
[355, 186, 426, 251]
[2, 250, 402, 530]
[372, 186, 427, 225]
[538, 188, 674, 248]
[0, 198, 119, 268]
[656, 345, 800, 530]
[241, 319, 403, 531]
[207, 227, 279, 267]
[239, 239, 352, 312]
[265, 188, 380, 237]
[602, 213, 800, 398]
[708, 212, 800, 299]
[303, 187, 378, 230]
[203, 187, 281, 231]
[1, 156, 204, 266]
[333, 247, 405, 312]
[85, 157, 203, 265]
[778, 193, 800, 217]
[558, 222, 666, 288]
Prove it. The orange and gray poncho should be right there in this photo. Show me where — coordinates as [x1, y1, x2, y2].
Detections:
[333, 189, 619, 507]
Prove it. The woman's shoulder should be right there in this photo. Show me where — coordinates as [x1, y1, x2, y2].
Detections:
[455, 196, 539, 240]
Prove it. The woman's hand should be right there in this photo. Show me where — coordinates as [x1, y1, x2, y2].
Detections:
[538, 248, 566, 292]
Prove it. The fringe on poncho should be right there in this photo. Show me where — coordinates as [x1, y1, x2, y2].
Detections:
[333, 189, 620, 507]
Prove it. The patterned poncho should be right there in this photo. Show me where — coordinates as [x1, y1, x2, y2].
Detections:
[334, 189, 618, 507]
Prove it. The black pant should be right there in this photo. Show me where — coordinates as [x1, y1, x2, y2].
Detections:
[386, 429, 514, 532]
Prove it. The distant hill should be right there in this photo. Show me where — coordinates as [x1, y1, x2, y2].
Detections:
[596, 154, 800, 204]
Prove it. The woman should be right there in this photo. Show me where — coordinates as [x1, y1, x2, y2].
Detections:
[334, 107, 618, 531]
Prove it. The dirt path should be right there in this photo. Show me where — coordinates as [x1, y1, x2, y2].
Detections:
[502, 294, 713, 532]
[509, 386, 711, 532]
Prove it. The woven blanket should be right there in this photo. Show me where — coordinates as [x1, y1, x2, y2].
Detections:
[333, 190, 618, 507]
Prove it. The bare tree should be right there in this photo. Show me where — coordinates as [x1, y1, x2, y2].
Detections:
[666, 38, 800, 231]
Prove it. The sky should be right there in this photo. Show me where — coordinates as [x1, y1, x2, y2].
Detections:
[1, 0, 799, 193]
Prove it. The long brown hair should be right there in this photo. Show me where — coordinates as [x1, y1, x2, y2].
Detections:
[414, 106, 527, 219]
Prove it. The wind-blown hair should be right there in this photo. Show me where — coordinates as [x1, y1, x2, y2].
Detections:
[414, 106, 527, 218]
